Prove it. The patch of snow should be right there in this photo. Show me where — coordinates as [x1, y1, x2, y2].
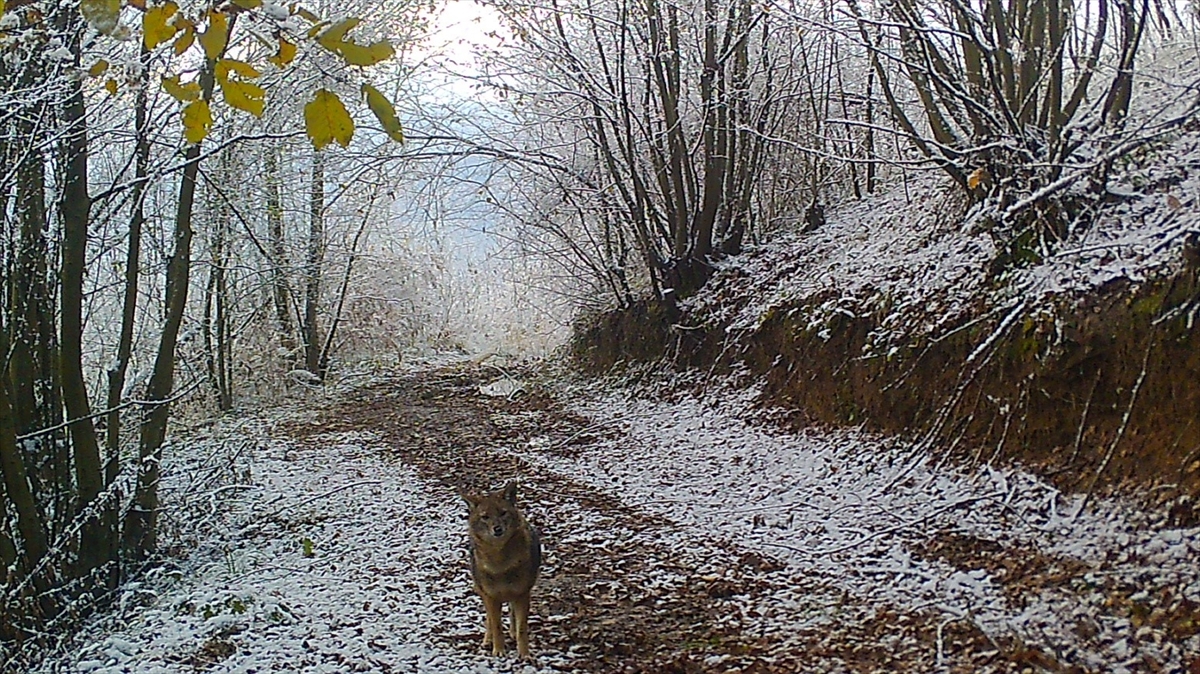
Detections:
[33, 422, 562, 674]
[511, 381, 1200, 671]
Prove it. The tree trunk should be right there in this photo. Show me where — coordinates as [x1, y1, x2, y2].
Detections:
[303, 150, 325, 378]
[9, 77, 66, 535]
[0, 389, 52, 600]
[125, 34, 226, 558]
[58, 11, 113, 583]
[691, 0, 723, 264]
[864, 40, 877, 195]
[107, 45, 150, 486]
[211, 188, 233, 411]
[265, 144, 294, 350]
[646, 0, 690, 261]
[126, 151, 198, 559]
[318, 208, 373, 375]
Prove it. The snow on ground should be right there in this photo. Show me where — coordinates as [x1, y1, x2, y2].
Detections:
[33, 419, 556, 674]
[28, 364, 1200, 673]
[691, 174, 995, 345]
[693, 113, 1200, 353]
[515, 380, 1200, 673]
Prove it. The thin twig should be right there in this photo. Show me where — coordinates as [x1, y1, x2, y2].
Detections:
[207, 484, 258, 518]
[283, 479, 385, 514]
[1068, 370, 1103, 466]
[1077, 341, 1153, 517]
[15, 377, 203, 442]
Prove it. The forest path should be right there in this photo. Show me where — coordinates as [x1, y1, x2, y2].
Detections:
[38, 361, 1199, 674]
[284, 363, 984, 673]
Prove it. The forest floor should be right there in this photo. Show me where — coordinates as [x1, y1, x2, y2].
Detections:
[34, 359, 1200, 674]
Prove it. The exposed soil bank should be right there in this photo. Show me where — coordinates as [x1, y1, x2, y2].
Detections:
[571, 257, 1200, 517]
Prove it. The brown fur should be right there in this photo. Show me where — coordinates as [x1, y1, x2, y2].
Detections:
[458, 481, 541, 659]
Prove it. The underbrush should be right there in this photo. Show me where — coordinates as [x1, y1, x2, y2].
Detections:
[571, 159, 1200, 517]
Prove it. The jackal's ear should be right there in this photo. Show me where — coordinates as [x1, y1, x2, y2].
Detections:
[501, 481, 518, 504]
[457, 486, 480, 510]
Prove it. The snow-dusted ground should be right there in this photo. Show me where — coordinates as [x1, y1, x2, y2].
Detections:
[691, 112, 1200, 356]
[33, 420, 558, 674]
[516, 380, 1200, 673]
[29, 364, 1200, 673]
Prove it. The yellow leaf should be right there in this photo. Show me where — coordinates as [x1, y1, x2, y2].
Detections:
[362, 84, 403, 143]
[231, 0, 261, 7]
[0, 0, 6, 26]
[216, 58, 261, 80]
[967, 167, 988, 190]
[337, 40, 393, 66]
[173, 24, 195, 55]
[143, 1, 179, 50]
[317, 18, 392, 67]
[104, 79, 118, 95]
[304, 89, 354, 150]
[182, 99, 212, 144]
[80, 0, 122, 36]
[88, 59, 109, 77]
[221, 79, 265, 116]
[216, 59, 264, 116]
[161, 74, 200, 101]
[293, 6, 319, 23]
[268, 38, 297, 67]
[317, 17, 360, 51]
[305, 22, 326, 39]
[199, 10, 229, 60]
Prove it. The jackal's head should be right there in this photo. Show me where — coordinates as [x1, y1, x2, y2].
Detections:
[459, 482, 522, 545]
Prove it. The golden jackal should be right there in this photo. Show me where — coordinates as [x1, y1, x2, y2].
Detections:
[458, 481, 542, 659]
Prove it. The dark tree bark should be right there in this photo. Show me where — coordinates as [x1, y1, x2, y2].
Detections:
[57, 10, 112, 582]
[303, 150, 325, 378]
[692, 0, 724, 264]
[0, 389, 52, 608]
[107, 45, 151, 486]
[203, 166, 233, 411]
[264, 144, 295, 350]
[8, 84, 67, 537]
[125, 30, 227, 558]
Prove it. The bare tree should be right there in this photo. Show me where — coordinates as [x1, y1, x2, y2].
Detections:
[303, 149, 326, 377]
[265, 143, 296, 350]
[462, 0, 846, 303]
[124, 29, 225, 558]
[844, 0, 1174, 252]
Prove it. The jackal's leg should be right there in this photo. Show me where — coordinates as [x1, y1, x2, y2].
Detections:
[512, 593, 532, 659]
[482, 595, 506, 656]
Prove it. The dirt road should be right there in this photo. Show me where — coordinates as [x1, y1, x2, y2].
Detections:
[35, 362, 1199, 674]
[283, 363, 1199, 673]
[289, 366, 982, 672]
